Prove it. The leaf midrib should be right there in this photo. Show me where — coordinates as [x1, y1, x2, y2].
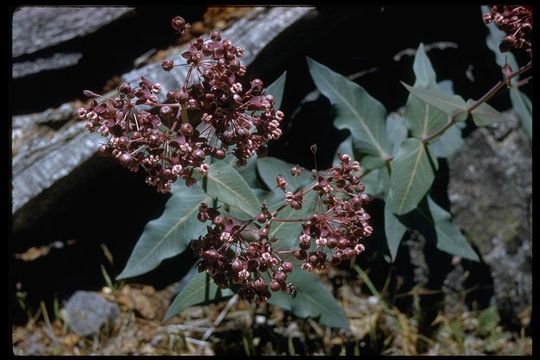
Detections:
[208, 170, 260, 216]
[422, 103, 430, 137]
[397, 143, 425, 214]
[137, 194, 210, 267]
[316, 70, 388, 159]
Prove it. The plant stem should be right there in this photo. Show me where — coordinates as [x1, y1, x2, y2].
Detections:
[272, 218, 306, 223]
[422, 61, 532, 144]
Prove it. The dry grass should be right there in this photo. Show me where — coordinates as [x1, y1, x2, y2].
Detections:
[12, 269, 532, 356]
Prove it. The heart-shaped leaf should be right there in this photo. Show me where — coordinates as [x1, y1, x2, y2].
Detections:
[268, 269, 349, 329]
[117, 183, 210, 279]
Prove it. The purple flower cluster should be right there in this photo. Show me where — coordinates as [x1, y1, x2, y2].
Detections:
[192, 203, 295, 303]
[78, 16, 284, 192]
[281, 154, 372, 270]
[483, 5, 532, 57]
[191, 153, 372, 302]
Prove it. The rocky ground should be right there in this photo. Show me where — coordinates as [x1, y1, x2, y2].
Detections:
[12, 267, 532, 355]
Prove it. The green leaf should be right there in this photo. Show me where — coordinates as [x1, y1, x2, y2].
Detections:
[307, 57, 392, 160]
[207, 162, 261, 217]
[406, 47, 464, 153]
[428, 123, 464, 158]
[427, 197, 479, 261]
[437, 80, 455, 95]
[362, 168, 382, 197]
[117, 184, 210, 279]
[385, 112, 408, 154]
[399, 196, 479, 261]
[268, 269, 349, 329]
[398, 197, 479, 261]
[425, 80, 464, 158]
[406, 95, 464, 158]
[236, 156, 261, 189]
[384, 197, 407, 260]
[402, 82, 467, 120]
[406, 95, 448, 139]
[467, 100, 510, 127]
[265, 71, 287, 110]
[412, 43, 437, 88]
[509, 89, 532, 138]
[360, 155, 385, 171]
[377, 166, 391, 197]
[257, 157, 313, 192]
[165, 270, 233, 320]
[388, 138, 438, 215]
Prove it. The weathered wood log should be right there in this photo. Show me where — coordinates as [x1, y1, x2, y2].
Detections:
[13, 52, 83, 79]
[12, 7, 134, 58]
[12, 7, 317, 232]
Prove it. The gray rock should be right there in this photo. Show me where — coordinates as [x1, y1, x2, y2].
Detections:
[448, 112, 532, 322]
[442, 262, 468, 316]
[63, 291, 119, 336]
[16, 332, 47, 355]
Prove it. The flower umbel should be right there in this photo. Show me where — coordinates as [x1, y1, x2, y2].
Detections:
[192, 153, 372, 302]
[483, 5, 533, 58]
[78, 16, 284, 192]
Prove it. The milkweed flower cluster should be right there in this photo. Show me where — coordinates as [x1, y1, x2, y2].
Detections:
[483, 5, 532, 58]
[78, 16, 284, 192]
[191, 153, 373, 302]
[78, 15, 373, 302]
